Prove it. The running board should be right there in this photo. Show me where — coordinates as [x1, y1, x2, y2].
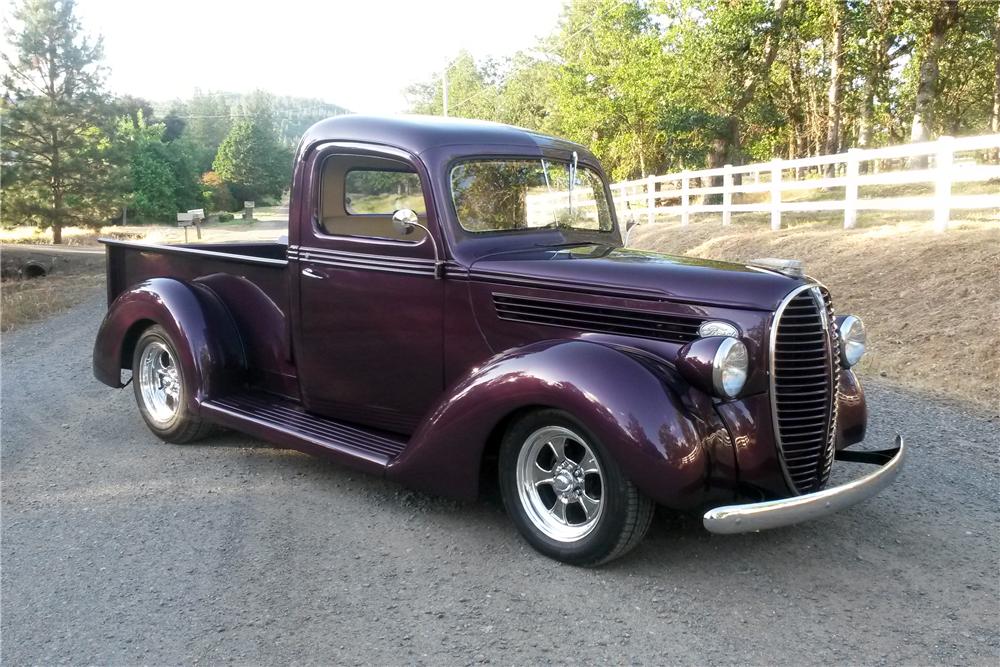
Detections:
[201, 392, 408, 475]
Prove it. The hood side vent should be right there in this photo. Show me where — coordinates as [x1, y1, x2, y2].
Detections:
[492, 293, 702, 344]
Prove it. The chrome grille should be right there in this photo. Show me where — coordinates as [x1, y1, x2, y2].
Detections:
[770, 286, 837, 494]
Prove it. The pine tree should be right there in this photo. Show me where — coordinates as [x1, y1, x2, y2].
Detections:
[1, 0, 123, 243]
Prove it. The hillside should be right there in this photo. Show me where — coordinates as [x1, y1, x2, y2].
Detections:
[631, 218, 999, 413]
[154, 92, 350, 146]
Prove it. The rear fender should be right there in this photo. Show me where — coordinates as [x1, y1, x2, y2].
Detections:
[92, 278, 245, 411]
[387, 339, 725, 508]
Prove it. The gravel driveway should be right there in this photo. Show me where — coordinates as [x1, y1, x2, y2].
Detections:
[2, 294, 998, 665]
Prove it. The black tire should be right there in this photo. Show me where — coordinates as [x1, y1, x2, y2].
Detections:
[131, 325, 213, 444]
[499, 409, 654, 566]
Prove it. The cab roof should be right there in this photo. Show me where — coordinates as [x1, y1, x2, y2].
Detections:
[297, 114, 590, 160]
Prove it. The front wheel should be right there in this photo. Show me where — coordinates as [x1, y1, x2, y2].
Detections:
[132, 325, 213, 444]
[499, 409, 654, 566]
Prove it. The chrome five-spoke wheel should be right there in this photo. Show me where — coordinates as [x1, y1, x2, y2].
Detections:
[138, 340, 180, 426]
[130, 325, 212, 444]
[499, 409, 654, 566]
[516, 426, 604, 542]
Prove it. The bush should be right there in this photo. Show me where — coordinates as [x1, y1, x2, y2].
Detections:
[200, 171, 237, 213]
[215, 212, 234, 222]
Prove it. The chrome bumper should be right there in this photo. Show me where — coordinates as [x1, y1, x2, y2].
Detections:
[703, 435, 905, 535]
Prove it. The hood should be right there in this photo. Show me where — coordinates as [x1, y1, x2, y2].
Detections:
[468, 244, 802, 311]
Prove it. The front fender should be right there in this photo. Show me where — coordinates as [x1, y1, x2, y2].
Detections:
[387, 339, 729, 508]
[92, 278, 245, 411]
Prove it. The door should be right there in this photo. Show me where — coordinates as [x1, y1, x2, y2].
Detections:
[293, 147, 444, 434]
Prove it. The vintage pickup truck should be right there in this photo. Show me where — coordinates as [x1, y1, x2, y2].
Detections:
[94, 115, 904, 565]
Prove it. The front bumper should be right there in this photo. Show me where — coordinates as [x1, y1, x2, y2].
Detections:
[703, 435, 905, 534]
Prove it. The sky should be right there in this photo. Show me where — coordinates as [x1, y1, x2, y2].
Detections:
[1, 0, 565, 112]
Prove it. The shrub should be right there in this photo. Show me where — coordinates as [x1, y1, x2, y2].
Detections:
[200, 171, 237, 213]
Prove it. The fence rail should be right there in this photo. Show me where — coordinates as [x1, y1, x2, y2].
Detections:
[610, 134, 1000, 232]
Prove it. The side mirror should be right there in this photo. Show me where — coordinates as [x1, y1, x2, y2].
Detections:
[392, 208, 419, 235]
[623, 218, 639, 248]
[389, 208, 445, 280]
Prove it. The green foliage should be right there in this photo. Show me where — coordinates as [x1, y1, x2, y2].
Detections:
[406, 0, 999, 180]
[200, 171, 237, 213]
[212, 91, 292, 203]
[0, 0, 125, 242]
[115, 112, 203, 221]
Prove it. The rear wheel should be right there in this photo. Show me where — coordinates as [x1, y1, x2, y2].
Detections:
[132, 325, 213, 444]
[499, 409, 654, 566]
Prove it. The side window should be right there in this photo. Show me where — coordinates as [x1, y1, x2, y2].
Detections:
[345, 170, 426, 215]
[317, 155, 427, 241]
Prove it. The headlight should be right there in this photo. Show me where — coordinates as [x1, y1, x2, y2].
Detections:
[837, 315, 866, 368]
[712, 337, 749, 398]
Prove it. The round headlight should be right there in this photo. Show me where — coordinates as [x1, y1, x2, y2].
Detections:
[712, 337, 749, 398]
[838, 315, 866, 367]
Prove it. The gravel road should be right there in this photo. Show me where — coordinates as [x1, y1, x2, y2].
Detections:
[3, 294, 998, 665]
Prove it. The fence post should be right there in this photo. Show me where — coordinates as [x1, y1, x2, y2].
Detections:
[770, 159, 782, 231]
[844, 148, 860, 229]
[646, 174, 655, 224]
[722, 164, 733, 226]
[934, 136, 954, 233]
[680, 171, 690, 225]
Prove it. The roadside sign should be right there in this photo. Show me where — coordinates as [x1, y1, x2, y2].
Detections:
[244, 201, 255, 208]
[187, 208, 205, 219]
[176, 213, 194, 226]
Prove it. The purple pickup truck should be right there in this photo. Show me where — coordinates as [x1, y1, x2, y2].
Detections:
[94, 115, 904, 565]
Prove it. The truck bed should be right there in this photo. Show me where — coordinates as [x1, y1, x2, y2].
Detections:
[102, 239, 288, 304]
[101, 238, 296, 396]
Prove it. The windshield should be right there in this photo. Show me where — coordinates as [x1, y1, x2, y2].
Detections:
[450, 159, 613, 234]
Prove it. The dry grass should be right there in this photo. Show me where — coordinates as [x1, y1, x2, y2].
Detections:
[0, 206, 291, 247]
[1, 272, 104, 331]
[632, 217, 1000, 413]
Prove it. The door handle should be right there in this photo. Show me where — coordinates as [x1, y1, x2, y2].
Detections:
[301, 267, 326, 280]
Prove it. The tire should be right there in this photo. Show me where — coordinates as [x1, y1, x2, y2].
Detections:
[131, 325, 213, 444]
[499, 409, 654, 566]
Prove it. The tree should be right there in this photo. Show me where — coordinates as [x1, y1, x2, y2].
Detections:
[212, 91, 291, 202]
[993, 1, 1000, 161]
[910, 0, 961, 146]
[183, 90, 232, 172]
[1, 0, 123, 243]
[823, 0, 846, 175]
[403, 0, 996, 179]
[116, 112, 203, 221]
[857, 0, 896, 151]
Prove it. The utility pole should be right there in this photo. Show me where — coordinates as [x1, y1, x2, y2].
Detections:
[442, 64, 449, 117]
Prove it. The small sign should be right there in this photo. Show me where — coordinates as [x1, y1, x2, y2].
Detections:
[187, 208, 205, 219]
[244, 201, 255, 208]
[177, 212, 194, 226]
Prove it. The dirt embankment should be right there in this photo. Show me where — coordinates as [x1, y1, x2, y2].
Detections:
[632, 220, 1000, 413]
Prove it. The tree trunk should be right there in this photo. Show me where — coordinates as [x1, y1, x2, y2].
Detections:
[859, 0, 894, 161]
[789, 38, 809, 173]
[910, 0, 960, 166]
[51, 133, 64, 245]
[824, 1, 845, 177]
[992, 1, 1000, 162]
[713, 0, 789, 169]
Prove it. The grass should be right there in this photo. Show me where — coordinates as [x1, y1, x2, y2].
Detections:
[631, 217, 1000, 414]
[1, 272, 104, 331]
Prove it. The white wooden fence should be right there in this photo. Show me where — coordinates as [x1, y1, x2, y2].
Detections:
[611, 134, 1000, 233]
